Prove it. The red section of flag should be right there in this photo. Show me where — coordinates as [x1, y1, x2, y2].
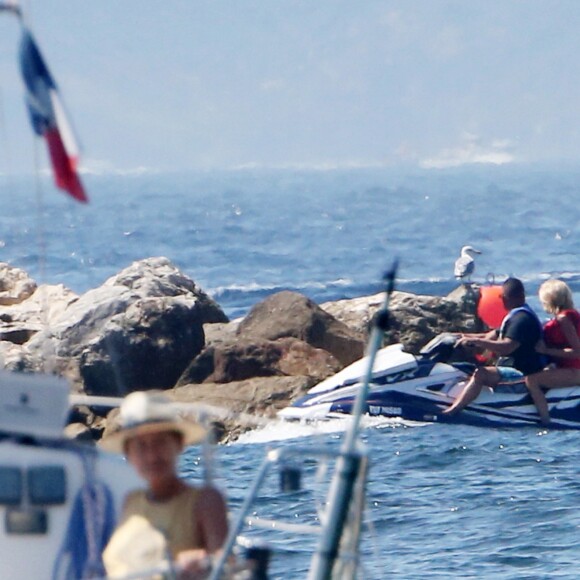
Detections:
[45, 129, 88, 203]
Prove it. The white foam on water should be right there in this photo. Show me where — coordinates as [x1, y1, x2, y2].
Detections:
[233, 415, 425, 445]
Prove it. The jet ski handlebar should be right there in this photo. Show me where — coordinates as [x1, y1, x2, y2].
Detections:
[418, 332, 461, 363]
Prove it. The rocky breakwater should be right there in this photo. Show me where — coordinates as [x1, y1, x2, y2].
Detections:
[0, 258, 481, 442]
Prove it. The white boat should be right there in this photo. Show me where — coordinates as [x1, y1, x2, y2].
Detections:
[0, 371, 140, 579]
[0, 359, 371, 580]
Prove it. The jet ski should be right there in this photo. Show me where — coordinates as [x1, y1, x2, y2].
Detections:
[278, 333, 580, 429]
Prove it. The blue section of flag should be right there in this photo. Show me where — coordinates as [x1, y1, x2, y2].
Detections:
[19, 29, 57, 135]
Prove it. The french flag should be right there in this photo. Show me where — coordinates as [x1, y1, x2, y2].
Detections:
[19, 28, 88, 203]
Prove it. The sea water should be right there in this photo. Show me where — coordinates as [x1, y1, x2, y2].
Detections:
[208, 422, 580, 579]
[1, 164, 580, 578]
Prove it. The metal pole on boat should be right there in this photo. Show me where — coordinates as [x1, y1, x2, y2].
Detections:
[308, 261, 397, 580]
[344, 262, 397, 451]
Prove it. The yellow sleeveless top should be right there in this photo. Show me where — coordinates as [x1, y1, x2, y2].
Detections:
[121, 487, 202, 554]
[103, 486, 202, 578]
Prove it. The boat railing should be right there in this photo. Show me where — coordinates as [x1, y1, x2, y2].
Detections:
[209, 444, 369, 580]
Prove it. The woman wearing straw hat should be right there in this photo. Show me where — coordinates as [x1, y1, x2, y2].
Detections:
[101, 391, 228, 579]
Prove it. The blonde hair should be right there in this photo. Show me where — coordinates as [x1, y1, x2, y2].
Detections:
[538, 279, 574, 314]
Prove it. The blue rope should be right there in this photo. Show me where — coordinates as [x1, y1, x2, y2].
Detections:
[51, 446, 117, 580]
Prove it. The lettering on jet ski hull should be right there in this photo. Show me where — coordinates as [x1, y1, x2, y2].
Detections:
[369, 405, 402, 416]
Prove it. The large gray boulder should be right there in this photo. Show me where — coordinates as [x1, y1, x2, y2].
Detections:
[78, 296, 207, 396]
[25, 257, 227, 395]
[321, 286, 481, 353]
[236, 291, 365, 366]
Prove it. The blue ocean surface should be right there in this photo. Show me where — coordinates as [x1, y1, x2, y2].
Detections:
[198, 422, 580, 579]
[1, 164, 580, 319]
[2, 164, 580, 577]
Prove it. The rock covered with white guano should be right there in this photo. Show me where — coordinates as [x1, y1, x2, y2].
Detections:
[0, 262, 37, 305]
[0, 284, 78, 370]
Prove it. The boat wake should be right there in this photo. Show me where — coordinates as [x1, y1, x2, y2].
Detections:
[234, 414, 425, 445]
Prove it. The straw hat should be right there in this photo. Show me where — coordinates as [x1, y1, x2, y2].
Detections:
[100, 391, 206, 454]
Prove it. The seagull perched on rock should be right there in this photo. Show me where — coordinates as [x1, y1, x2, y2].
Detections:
[454, 245, 482, 284]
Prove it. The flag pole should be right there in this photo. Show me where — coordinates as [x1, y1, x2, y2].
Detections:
[0, 1, 21, 18]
